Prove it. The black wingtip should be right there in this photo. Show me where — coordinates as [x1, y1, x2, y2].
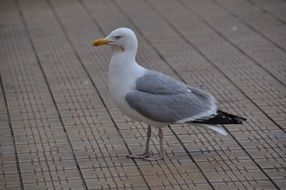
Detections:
[191, 110, 247, 125]
[218, 110, 247, 124]
[234, 115, 247, 123]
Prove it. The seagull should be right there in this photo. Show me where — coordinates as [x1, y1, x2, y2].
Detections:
[92, 28, 246, 161]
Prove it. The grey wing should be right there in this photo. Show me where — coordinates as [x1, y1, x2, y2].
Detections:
[125, 86, 217, 123]
[135, 70, 189, 94]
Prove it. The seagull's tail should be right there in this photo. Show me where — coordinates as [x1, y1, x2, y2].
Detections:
[191, 110, 247, 125]
[202, 125, 228, 136]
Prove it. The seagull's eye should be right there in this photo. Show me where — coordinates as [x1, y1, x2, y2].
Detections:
[115, 35, 122, 40]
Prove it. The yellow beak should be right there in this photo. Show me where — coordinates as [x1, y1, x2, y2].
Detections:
[92, 38, 109, 46]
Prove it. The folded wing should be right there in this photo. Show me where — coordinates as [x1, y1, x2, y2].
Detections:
[125, 71, 217, 123]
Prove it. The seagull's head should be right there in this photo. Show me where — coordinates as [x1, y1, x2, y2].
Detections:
[92, 27, 138, 52]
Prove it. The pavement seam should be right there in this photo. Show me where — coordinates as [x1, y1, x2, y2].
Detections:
[211, 0, 286, 87]
[179, 0, 286, 89]
[14, 0, 88, 189]
[246, 0, 286, 25]
[0, 74, 24, 190]
[213, 0, 286, 53]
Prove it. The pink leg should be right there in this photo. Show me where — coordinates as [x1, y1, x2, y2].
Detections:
[127, 126, 151, 159]
[144, 128, 164, 161]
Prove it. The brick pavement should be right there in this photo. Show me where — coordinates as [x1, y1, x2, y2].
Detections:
[0, 0, 285, 189]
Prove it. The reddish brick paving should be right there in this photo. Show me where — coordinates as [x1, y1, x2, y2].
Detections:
[1, 0, 285, 189]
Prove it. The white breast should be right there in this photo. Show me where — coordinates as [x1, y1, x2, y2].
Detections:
[108, 53, 143, 117]
[107, 53, 165, 127]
